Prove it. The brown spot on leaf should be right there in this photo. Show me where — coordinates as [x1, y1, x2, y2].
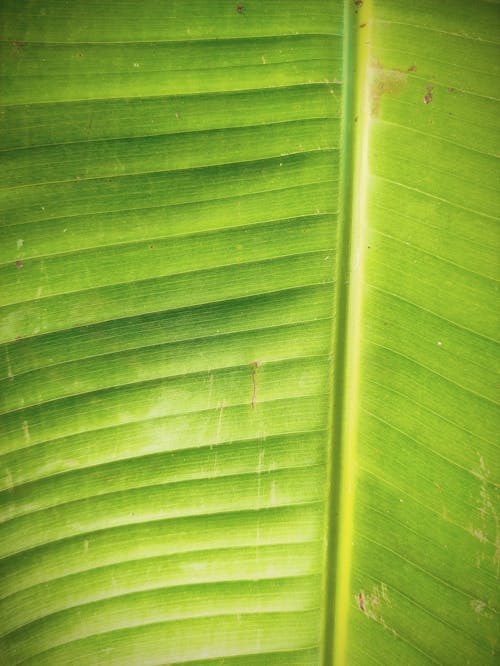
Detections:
[424, 85, 433, 104]
[251, 361, 260, 410]
[10, 40, 25, 54]
[360, 23, 367, 28]
[359, 583, 394, 631]
[15, 260, 23, 269]
[407, 64, 417, 72]
[370, 61, 408, 116]
[354, 0, 363, 6]
[236, 3, 244, 13]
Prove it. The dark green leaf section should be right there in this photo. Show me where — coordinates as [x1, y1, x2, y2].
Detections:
[0, 0, 340, 43]
[0, 1, 342, 664]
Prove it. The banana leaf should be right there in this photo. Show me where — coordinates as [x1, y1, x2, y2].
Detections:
[0, 0, 498, 664]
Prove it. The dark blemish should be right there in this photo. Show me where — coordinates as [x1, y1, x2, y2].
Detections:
[15, 336, 23, 340]
[10, 40, 25, 54]
[251, 361, 260, 410]
[407, 65, 417, 72]
[85, 117, 94, 138]
[237, 3, 244, 13]
[76, 52, 84, 58]
[358, 591, 365, 612]
[424, 85, 433, 104]
[360, 23, 367, 28]
[354, 0, 363, 6]
[15, 260, 23, 269]
[448, 87, 456, 92]
[149, 245, 154, 249]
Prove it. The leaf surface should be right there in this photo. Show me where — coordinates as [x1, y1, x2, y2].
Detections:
[0, 1, 498, 664]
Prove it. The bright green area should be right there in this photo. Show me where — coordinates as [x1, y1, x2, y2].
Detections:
[0, 1, 498, 664]
[340, 1, 500, 664]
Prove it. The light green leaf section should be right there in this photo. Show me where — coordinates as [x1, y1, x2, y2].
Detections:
[0, 1, 498, 665]
[335, 1, 500, 664]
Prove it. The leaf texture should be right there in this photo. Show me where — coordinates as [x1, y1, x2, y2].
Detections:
[0, 1, 499, 665]
[335, 1, 500, 663]
[0, 2, 342, 664]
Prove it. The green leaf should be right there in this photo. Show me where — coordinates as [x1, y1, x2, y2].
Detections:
[0, 1, 498, 664]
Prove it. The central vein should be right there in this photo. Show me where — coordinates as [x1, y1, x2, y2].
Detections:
[322, 0, 372, 663]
